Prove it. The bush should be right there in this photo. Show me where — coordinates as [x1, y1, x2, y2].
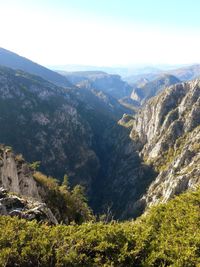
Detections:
[0, 188, 200, 266]
[33, 172, 93, 224]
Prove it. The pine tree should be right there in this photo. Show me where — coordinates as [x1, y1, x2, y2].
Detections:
[62, 174, 70, 190]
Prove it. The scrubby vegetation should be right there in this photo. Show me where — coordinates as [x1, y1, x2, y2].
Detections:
[33, 172, 93, 224]
[0, 187, 200, 266]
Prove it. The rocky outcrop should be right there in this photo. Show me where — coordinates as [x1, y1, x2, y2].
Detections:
[130, 79, 200, 208]
[131, 80, 200, 157]
[0, 146, 40, 199]
[0, 187, 58, 224]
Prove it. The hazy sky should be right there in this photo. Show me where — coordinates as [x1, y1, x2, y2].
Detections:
[0, 0, 200, 66]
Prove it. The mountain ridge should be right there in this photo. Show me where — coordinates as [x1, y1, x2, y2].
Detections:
[131, 74, 180, 105]
[0, 47, 72, 87]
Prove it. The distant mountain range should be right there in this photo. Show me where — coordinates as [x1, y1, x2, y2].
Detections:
[48, 64, 186, 78]
[169, 64, 200, 81]
[59, 70, 132, 100]
[124, 64, 200, 84]
[56, 63, 200, 108]
[50, 64, 185, 77]
[51, 64, 129, 77]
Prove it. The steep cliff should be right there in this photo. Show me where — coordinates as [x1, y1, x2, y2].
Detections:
[0, 145, 40, 199]
[130, 79, 200, 208]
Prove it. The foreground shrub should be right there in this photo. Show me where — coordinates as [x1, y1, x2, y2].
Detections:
[0, 188, 200, 266]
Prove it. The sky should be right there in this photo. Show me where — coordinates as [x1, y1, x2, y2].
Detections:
[0, 0, 200, 67]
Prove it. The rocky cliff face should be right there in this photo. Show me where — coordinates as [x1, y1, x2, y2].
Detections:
[0, 146, 40, 199]
[130, 79, 200, 209]
[143, 126, 200, 207]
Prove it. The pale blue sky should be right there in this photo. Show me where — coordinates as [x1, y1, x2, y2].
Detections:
[0, 0, 200, 66]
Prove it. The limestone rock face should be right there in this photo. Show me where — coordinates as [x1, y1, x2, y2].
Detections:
[130, 79, 200, 208]
[0, 146, 40, 199]
[142, 126, 200, 208]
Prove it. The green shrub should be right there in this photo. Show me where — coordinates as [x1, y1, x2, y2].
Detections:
[33, 172, 93, 224]
[0, 188, 200, 266]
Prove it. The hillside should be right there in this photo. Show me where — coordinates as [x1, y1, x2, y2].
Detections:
[0, 48, 72, 87]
